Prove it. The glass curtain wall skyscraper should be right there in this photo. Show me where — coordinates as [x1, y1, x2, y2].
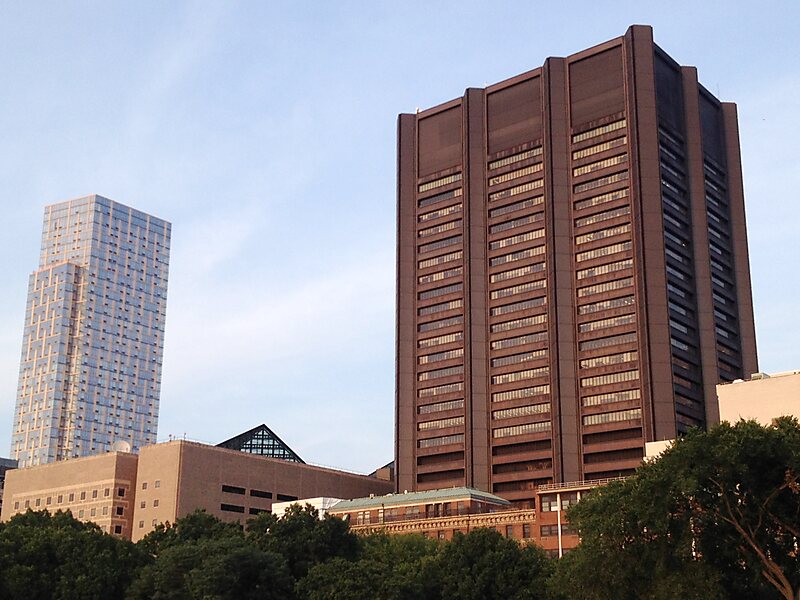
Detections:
[395, 25, 758, 507]
[11, 195, 170, 467]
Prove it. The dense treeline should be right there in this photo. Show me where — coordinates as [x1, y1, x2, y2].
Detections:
[0, 418, 797, 599]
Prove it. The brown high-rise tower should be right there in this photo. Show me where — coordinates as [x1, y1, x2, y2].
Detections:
[395, 25, 757, 507]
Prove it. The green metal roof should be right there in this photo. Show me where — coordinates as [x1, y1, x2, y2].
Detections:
[331, 486, 510, 511]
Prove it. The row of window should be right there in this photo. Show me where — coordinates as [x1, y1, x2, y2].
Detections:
[492, 384, 550, 403]
[490, 245, 544, 267]
[418, 399, 464, 414]
[490, 228, 544, 251]
[419, 348, 464, 365]
[489, 212, 543, 235]
[572, 136, 627, 161]
[578, 313, 635, 333]
[490, 261, 545, 283]
[418, 382, 464, 398]
[574, 171, 629, 195]
[418, 173, 462, 193]
[575, 222, 631, 245]
[418, 416, 465, 431]
[492, 402, 550, 420]
[418, 434, 464, 448]
[572, 119, 626, 144]
[577, 276, 632, 298]
[489, 196, 543, 219]
[419, 315, 463, 332]
[573, 154, 627, 177]
[418, 266, 462, 285]
[580, 369, 639, 388]
[582, 388, 641, 407]
[489, 163, 543, 187]
[419, 332, 463, 348]
[491, 331, 547, 351]
[490, 296, 545, 317]
[575, 205, 630, 228]
[418, 219, 461, 238]
[488, 179, 543, 203]
[418, 299, 462, 317]
[491, 313, 547, 333]
[418, 283, 462, 301]
[491, 349, 547, 368]
[488, 147, 542, 170]
[418, 365, 464, 381]
[578, 294, 635, 315]
[418, 235, 461, 255]
[14, 485, 127, 511]
[578, 332, 636, 352]
[493, 420, 551, 439]
[418, 188, 462, 209]
[583, 408, 642, 426]
[576, 258, 633, 281]
[491, 279, 546, 300]
[418, 203, 462, 223]
[576, 241, 631, 263]
[491, 367, 549, 385]
[579, 351, 638, 369]
[574, 187, 629, 212]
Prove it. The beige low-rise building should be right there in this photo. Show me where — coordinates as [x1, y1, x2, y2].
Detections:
[715, 371, 800, 425]
[1, 440, 394, 541]
[0, 451, 138, 537]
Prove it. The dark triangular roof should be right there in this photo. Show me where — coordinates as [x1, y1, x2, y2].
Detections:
[217, 423, 304, 463]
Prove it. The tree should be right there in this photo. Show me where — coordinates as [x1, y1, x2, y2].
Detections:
[127, 510, 291, 600]
[552, 418, 800, 600]
[0, 509, 147, 600]
[435, 528, 552, 600]
[246, 504, 359, 581]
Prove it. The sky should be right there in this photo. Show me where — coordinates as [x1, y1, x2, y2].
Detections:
[0, 1, 798, 473]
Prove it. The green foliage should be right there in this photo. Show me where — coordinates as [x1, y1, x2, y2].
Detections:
[554, 418, 800, 600]
[0, 509, 147, 600]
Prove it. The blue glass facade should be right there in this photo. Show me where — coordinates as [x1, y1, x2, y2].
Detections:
[11, 195, 170, 466]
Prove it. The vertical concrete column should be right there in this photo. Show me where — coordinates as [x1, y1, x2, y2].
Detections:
[395, 113, 418, 493]
[544, 57, 580, 483]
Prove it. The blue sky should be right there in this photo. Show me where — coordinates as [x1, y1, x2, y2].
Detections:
[0, 1, 798, 473]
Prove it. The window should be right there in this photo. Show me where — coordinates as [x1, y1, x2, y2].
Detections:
[102, 506, 108, 516]
[574, 187, 629, 212]
[540, 494, 558, 512]
[418, 399, 464, 414]
[57, 495, 63, 504]
[118, 488, 125, 497]
[488, 147, 542, 170]
[90, 508, 96, 517]
[277, 494, 298, 502]
[418, 416, 465, 431]
[249, 508, 269, 515]
[491, 331, 547, 350]
[489, 163, 543, 186]
[579, 314, 635, 333]
[522, 523, 532, 538]
[505, 525, 514, 538]
[491, 367, 549, 385]
[220, 504, 245, 513]
[154, 481, 161, 488]
[491, 313, 546, 333]
[583, 408, 643, 426]
[418, 365, 464, 381]
[492, 385, 549, 402]
[583, 389, 641, 407]
[139, 521, 144, 529]
[572, 119, 626, 143]
[104, 488, 110, 497]
[418, 382, 464, 398]
[491, 296, 546, 317]
[78, 510, 85, 518]
[92, 489, 98, 499]
[579, 332, 637, 351]
[493, 403, 550, 420]
[419, 332, 463, 348]
[493, 421, 551, 438]
[35, 498, 41, 507]
[153, 500, 159, 507]
[222, 485, 246, 495]
[116, 506, 124, 516]
[419, 173, 462, 193]
[418, 434, 464, 448]
[140, 501, 146, 509]
[580, 370, 640, 388]
[142, 482, 148, 490]
[250, 489, 273, 499]
[488, 179, 544, 202]
[114, 525, 122, 535]
[80, 491, 86, 500]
